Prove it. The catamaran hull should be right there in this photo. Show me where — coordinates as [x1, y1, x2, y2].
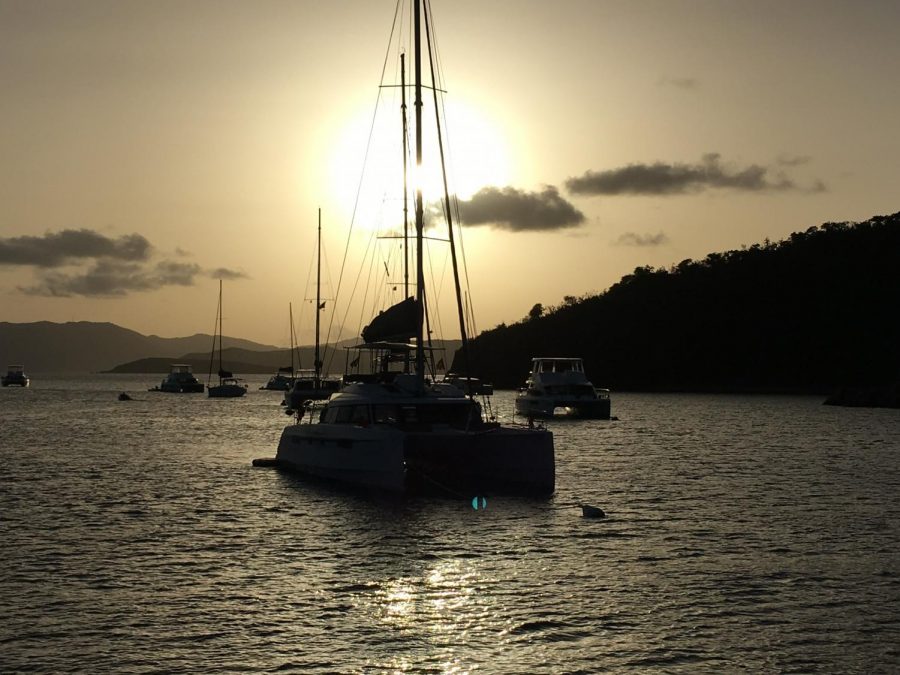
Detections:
[276, 424, 555, 496]
[277, 425, 407, 491]
[515, 395, 611, 419]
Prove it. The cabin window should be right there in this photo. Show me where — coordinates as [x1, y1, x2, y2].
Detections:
[334, 406, 355, 424]
[323, 405, 371, 425]
[351, 405, 371, 425]
[373, 405, 400, 424]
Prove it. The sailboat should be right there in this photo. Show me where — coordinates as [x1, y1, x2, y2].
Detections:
[207, 280, 248, 398]
[282, 208, 341, 412]
[261, 303, 299, 391]
[275, 0, 554, 496]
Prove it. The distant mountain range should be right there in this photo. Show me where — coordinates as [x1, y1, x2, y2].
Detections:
[0, 320, 462, 375]
[0, 321, 282, 373]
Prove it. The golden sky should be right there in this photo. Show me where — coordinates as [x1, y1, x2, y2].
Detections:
[2, 0, 898, 347]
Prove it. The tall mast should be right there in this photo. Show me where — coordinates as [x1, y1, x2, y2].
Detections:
[401, 52, 411, 373]
[217, 279, 223, 377]
[289, 302, 295, 376]
[401, 53, 409, 304]
[414, 0, 425, 393]
[314, 208, 322, 388]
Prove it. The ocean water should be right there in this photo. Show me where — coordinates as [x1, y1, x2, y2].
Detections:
[2, 375, 899, 673]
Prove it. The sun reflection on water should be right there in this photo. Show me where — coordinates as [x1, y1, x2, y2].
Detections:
[355, 558, 492, 673]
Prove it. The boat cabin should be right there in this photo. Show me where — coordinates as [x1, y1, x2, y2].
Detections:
[530, 358, 586, 374]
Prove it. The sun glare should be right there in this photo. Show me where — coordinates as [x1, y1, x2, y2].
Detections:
[327, 96, 511, 232]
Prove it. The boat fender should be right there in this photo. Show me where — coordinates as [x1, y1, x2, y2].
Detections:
[252, 457, 280, 467]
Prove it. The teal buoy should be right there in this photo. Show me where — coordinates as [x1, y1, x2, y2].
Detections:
[471, 496, 487, 510]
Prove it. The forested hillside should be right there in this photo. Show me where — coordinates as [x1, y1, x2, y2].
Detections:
[458, 212, 900, 392]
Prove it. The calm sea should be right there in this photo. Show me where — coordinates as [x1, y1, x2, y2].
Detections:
[2, 374, 898, 673]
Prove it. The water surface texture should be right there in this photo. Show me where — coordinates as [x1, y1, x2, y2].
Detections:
[2, 376, 899, 672]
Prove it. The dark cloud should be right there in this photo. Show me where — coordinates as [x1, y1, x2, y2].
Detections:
[0, 229, 152, 267]
[19, 259, 202, 298]
[209, 267, 250, 280]
[658, 75, 699, 90]
[454, 186, 585, 231]
[615, 232, 669, 247]
[565, 153, 807, 196]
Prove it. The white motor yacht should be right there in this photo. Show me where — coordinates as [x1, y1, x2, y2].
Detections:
[515, 357, 611, 419]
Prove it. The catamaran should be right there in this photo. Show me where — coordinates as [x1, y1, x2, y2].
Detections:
[275, 0, 554, 496]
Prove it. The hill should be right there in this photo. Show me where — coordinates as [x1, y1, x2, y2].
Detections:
[456, 212, 900, 393]
[0, 321, 280, 373]
[106, 339, 463, 374]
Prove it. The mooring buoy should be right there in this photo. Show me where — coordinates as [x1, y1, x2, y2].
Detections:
[581, 504, 606, 519]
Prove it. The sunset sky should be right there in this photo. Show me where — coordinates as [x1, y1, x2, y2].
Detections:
[2, 0, 898, 348]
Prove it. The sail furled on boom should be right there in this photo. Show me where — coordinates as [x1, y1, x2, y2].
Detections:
[361, 296, 420, 344]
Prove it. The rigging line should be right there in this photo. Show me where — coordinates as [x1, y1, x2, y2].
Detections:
[325, 0, 405, 368]
[423, 236, 448, 344]
[206, 286, 220, 387]
[423, 0, 470, 373]
[422, 0, 478, 341]
[324, 227, 377, 375]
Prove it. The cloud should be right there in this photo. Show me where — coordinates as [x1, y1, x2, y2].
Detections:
[454, 186, 585, 231]
[615, 232, 669, 247]
[776, 154, 812, 167]
[565, 153, 811, 196]
[19, 259, 203, 297]
[209, 267, 250, 280]
[0, 229, 152, 267]
[658, 75, 699, 90]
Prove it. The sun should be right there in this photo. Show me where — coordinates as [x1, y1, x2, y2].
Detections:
[326, 96, 511, 232]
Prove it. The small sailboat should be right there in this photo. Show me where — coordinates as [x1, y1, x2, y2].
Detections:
[282, 209, 341, 412]
[261, 304, 299, 391]
[207, 280, 247, 398]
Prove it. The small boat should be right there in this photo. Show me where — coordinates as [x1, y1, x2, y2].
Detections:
[150, 364, 204, 393]
[440, 372, 493, 396]
[207, 280, 247, 398]
[1, 364, 30, 387]
[282, 369, 342, 411]
[280, 209, 341, 411]
[261, 369, 294, 391]
[515, 357, 611, 419]
[261, 304, 301, 391]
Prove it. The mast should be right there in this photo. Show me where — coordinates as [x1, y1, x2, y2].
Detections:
[314, 208, 322, 388]
[289, 302, 295, 376]
[401, 52, 411, 374]
[401, 53, 409, 304]
[218, 279, 223, 379]
[414, 0, 425, 393]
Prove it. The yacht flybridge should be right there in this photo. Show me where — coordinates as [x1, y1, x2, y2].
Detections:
[275, 0, 554, 496]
